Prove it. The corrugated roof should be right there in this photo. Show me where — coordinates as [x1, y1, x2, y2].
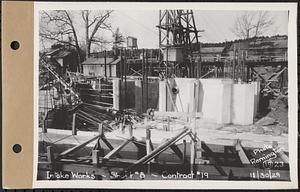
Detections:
[82, 57, 115, 65]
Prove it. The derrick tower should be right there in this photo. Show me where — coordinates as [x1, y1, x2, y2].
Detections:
[157, 10, 203, 78]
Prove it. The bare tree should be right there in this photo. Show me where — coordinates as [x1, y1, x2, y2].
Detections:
[81, 10, 113, 57]
[40, 10, 113, 72]
[232, 11, 274, 39]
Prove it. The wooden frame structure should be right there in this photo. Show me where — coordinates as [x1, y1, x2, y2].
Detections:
[39, 111, 290, 181]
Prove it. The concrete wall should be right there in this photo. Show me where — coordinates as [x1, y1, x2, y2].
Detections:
[135, 79, 159, 113]
[121, 80, 136, 109]
[199, 79, 225, 122]
[158, 78, 259, 125]
[231, 83, 255, 125]
[113, 78, 159, 113]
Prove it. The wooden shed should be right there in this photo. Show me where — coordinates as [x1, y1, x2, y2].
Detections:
[82, 57, 121, 77]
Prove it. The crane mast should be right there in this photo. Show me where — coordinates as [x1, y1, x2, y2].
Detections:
[157, 10, 203, 78]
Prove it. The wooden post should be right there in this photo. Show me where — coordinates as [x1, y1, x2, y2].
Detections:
[120, 49, 123, 80]
[92, 150, 99, 166]
[72, 113, 77, 135]
[224, 146, 229, 164]
[242, 51, 246, 82]
[145, 49, 149, 110]
[190, 80, 199, 171]
[119, 122, 124, 133]
[47, 146, 54, 163]
[195, 134, 202, 162]
[167, 116, 171, 131]
[142, 49, 145, 113]
[112, 78, 120, 110]
[246, 66, 250, 82]
[124, 49, 127, 108]
[183, 139, 187, 164]
[233, 44, 236, 80]
[146, 128, 151, 173]
[129, 124, 133, 137]
[42, 114, 47, 133]
[144, 116, 148, 126]
[135, 80, 143, 114]
[98, 123, 103, 136]
[109, 53, 112, 77]
[104, 50, 107, 80]
[190, 120, 196, 171]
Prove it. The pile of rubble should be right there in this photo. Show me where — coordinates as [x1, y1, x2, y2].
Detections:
[253, 96, 288, 136]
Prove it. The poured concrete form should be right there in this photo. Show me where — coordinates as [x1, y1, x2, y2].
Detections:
[112, 77, 159, 112]
[158, 78, 260, 125]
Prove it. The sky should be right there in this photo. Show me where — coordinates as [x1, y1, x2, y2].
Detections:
[111, 10, 288, 48]
[40, 10, 288, 50]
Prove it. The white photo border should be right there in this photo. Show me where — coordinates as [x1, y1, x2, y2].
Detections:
[33, 2, 298, 189]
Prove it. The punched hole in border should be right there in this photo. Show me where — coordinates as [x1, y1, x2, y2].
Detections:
[13, 144, 22, 153]
[10, 41, 20, 50]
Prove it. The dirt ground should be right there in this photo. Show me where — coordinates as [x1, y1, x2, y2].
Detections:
[253, 95, 288, 135]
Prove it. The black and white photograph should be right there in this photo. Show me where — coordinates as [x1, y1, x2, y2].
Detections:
[34, 2, 298, 189]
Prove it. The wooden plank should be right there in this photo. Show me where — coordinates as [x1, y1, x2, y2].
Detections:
[82, 102, 111, 110]
[40, 127, 289, 153]
[77, 109, 102, 121]
[153, 111, 203, 118]
[72, 113, 77, 135]
[42, 114, 47, 133]
[98, 123, 103, 135]
[170, 144, 183, 160]
[201, 141, 227, 176]
[101, 136, 122, 158]
[103, 137, 133, 160]
[82, 106, 113, 120]
[58, 134, 101, 158]
[76, 112, 99, 125]
[92, 150, 99, 166]
[46, 146, 54, 163]
[146, 128, 152, 173]
[272, 141, 289, 164]
[123, 128, 191, 173]
[183, 140, 187, 164]
[234, 139, 250, 165]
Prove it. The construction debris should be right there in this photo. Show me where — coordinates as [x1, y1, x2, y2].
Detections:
[267, 96, 288, 127]
[255, 116, 276, 126]
[37, 8, 290, 182]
